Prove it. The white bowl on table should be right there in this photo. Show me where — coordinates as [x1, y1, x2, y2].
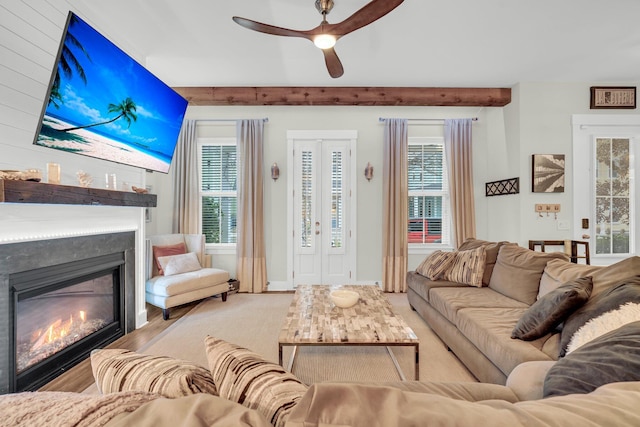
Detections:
[330, 289, 359, 308]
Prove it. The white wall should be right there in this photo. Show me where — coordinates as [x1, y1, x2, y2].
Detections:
[149, 105, 498, 283]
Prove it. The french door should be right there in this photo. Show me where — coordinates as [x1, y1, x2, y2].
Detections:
[287, 130, 356, 287]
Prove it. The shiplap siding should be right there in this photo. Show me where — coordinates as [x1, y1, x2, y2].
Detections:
[1, 1, 145, 188]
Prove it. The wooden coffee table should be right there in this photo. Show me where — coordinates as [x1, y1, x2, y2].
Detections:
[278, 285, 419, 380]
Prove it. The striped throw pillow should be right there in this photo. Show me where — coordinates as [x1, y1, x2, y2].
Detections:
[416, 250, 456, 280]
[204, 336, 308, 427]
[90, 349, 217, 397]
[442, 245, 487, 287]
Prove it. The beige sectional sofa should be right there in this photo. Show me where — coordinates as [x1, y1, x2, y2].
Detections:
[407, 238, 640, 385]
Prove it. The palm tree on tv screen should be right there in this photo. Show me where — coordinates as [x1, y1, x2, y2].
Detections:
[49, 15, 90, 108]
[60, 97, 138, 132]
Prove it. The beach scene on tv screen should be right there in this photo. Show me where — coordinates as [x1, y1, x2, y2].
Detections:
[34, 13, 187, 174]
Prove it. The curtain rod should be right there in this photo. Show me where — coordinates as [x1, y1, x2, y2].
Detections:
[195, 118, 269, 123]
[378, 117, 478, 122]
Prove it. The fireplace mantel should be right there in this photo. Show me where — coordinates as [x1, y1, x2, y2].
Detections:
[0, 179, 156, 207]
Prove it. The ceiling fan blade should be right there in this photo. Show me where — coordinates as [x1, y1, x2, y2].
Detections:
[322, 47, 344, 78]
[232, 16, 311, 40]
[332, 0, 404, 36]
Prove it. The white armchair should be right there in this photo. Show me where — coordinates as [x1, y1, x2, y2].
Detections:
[145, 234, 229, 320]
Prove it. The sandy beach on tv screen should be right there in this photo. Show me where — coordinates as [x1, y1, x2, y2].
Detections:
[37, 116, 169, 172]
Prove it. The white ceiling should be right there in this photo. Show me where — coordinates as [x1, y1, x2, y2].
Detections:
[70, 0, 640, 88]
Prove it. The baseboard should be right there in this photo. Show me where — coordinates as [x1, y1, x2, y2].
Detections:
[266, 280, 383, 291]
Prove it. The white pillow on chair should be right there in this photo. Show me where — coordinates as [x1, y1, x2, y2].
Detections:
[158, 252, 202, 276]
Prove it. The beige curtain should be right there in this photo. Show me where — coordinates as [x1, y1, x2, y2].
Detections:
[236, 119, 267, 293]
[382, 119, 408, 293]
[171, 119, 200, 234]
[444, 119, 476, 248]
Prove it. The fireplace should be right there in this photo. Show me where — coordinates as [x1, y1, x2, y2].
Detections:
[11, 253, 125, 391]
[0, 232, 137, 394]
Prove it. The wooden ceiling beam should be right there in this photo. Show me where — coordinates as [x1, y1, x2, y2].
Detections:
[172, 86, 511, 107]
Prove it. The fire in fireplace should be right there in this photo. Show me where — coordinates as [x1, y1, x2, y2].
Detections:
[11, 253, 125, 392]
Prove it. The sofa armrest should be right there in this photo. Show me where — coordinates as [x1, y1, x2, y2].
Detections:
[506, 361, 557, 401]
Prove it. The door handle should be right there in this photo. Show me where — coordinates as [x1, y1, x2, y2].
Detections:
[315, 221, 320, 235]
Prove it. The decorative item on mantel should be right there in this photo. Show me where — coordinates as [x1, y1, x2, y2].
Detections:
[76, 170, 93, 187]
[131, 186, 149, 194]
[0, 169, 42, 182]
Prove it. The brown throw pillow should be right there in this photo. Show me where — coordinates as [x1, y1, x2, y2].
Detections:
[204, 336, 308, 427]
[442, 246, 487, 287]
[512, 276, 593, 341]
[152, 242, 186, 275]
[458, 238, 508, 286]
[415, 251, 456, 280]
[90, 349, 217, 397]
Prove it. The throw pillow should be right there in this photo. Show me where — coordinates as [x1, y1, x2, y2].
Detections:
[204, 336, 308, 427]
[442, 246, 487, 287]
[511, 276, 593, 341]
[157, 252, 202, 276]
[90, 349, 217, 397]
[152, 242, 187, 275]
[543, 321, 640, 397]
[558, 275, 640, 357]
[566, 301, 640, 354]
[415, 251, 456, 280]
[489, 244, 569, 305]
[458, 238, 509, 286]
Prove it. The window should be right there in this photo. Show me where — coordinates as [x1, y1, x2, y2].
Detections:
[407, 137, 450, 246]
[199, 138, 237, 245]
[594, 137, 632, 255]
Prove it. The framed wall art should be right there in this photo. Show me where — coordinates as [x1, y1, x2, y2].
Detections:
[485, 177, 519, 196]
[532, 154, 565, 193]
[590, 86, 636, 109]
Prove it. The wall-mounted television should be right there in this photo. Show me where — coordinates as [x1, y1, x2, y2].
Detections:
[33, 11, 188, 174]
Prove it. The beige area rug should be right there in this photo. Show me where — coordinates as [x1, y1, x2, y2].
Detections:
[130, 292, 476, 385]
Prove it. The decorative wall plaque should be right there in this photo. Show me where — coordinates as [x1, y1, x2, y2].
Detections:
[485, 177, 519, 196]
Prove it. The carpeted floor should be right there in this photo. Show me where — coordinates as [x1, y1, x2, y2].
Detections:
[131, 291, 476, 385]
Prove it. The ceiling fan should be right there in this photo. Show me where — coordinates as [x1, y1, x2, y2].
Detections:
[232, 0, 404, 78]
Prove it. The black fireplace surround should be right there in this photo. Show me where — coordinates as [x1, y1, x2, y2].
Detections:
[0, 232, 137, 394]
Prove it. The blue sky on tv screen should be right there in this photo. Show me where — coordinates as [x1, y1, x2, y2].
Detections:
[44, 13, 187, 159]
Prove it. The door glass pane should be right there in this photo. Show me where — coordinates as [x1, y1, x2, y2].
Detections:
[331, 151, 343, 248]
[595, 138, 630, 254]
[300, 151, 313, 248]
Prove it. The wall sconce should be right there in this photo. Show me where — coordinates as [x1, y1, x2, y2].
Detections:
[364, 162, 374, 181]
[271, 162, 280, 181]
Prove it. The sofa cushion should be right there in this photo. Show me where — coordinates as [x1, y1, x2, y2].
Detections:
[456, 307, 555, 377]
[544, 321, 640, 397]
[566, 302, 640, 354]
[204, 336, 308, 427]
[538, 259, 602, 298]
[511, 276, 593, 341]
[430, 287, 528, 325]
[90, 349, 217, 398]
[153, 242, 187, 275]
[458, 238, 508, 286]
[406, 271, 466, 304]
[489, 245, 569, 305]
[540, 256, 640, 299]
[146, 267, 229, 297]
[559, 275, 640, 357]
[158, 252, 202, 276]
[442, 246, 487, 287]
[416, 250, 456, 280]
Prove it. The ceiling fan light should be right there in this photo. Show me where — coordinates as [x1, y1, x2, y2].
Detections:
[314, 34, 336, 49]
